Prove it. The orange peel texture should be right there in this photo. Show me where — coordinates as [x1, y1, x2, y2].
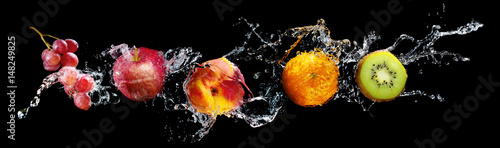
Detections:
[281, 50, 339, 107]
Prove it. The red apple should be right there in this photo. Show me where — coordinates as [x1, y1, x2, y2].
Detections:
[185, 57, 252, 115]
[113, 47, 167, 102]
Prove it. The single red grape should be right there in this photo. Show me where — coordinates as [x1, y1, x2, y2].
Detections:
[42, 50, 61, 66]
[41, 49, 49, 60]
[75, 74, 94, 93]
[61, 52, 79, 67]
[59, 66, 78, 86]
[52, 39, 68, 54]
[65, 39, 79, 53]
[73, 93, 91, 111]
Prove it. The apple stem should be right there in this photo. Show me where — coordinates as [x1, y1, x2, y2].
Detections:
[133, 47, 139, 61]
[30, 27, 60, 51]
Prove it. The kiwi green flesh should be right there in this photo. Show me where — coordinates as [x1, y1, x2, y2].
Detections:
[356, 50, 407, 101]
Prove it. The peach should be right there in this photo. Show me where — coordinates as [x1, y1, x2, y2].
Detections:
[185, 57, 252, 115]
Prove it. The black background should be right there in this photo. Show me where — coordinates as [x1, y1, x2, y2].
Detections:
[5, 0, 499, 148]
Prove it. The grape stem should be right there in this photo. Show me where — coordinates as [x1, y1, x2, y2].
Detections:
[30, 27, 60, 50]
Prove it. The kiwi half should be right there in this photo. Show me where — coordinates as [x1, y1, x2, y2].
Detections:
[355, 49, 407, 102]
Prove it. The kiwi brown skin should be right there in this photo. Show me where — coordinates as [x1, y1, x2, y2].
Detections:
[354, 49, 407, 102]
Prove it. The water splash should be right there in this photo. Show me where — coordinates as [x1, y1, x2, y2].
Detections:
[400, 90, 444, 102]
[161, 17, 483, 140]
[17, 16, 482, 143]
[227, 18, 482, 113]
[223, 18, 289, 128]
[393, 20, 482, 65]
[17, 73, 60, 119]
[17, 63, 117, 119]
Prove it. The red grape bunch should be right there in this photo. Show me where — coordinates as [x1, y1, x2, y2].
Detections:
[59, 67, 94, 110]
[31, 27, 94, 111]
[31, 27, 80, 71]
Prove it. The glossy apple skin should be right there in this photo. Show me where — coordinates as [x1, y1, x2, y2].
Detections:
[113, 47, 166, 102]
[185, 57, 252, 115]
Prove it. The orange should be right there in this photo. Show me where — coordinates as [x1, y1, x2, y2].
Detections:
[281, 50, 339, 107]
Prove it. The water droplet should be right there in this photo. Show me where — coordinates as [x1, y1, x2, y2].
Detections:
[17, 107, 29, 119]
[30, 97, 40, 107]
[442, 3, 446, 12]
[253, 72, 261, 79]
